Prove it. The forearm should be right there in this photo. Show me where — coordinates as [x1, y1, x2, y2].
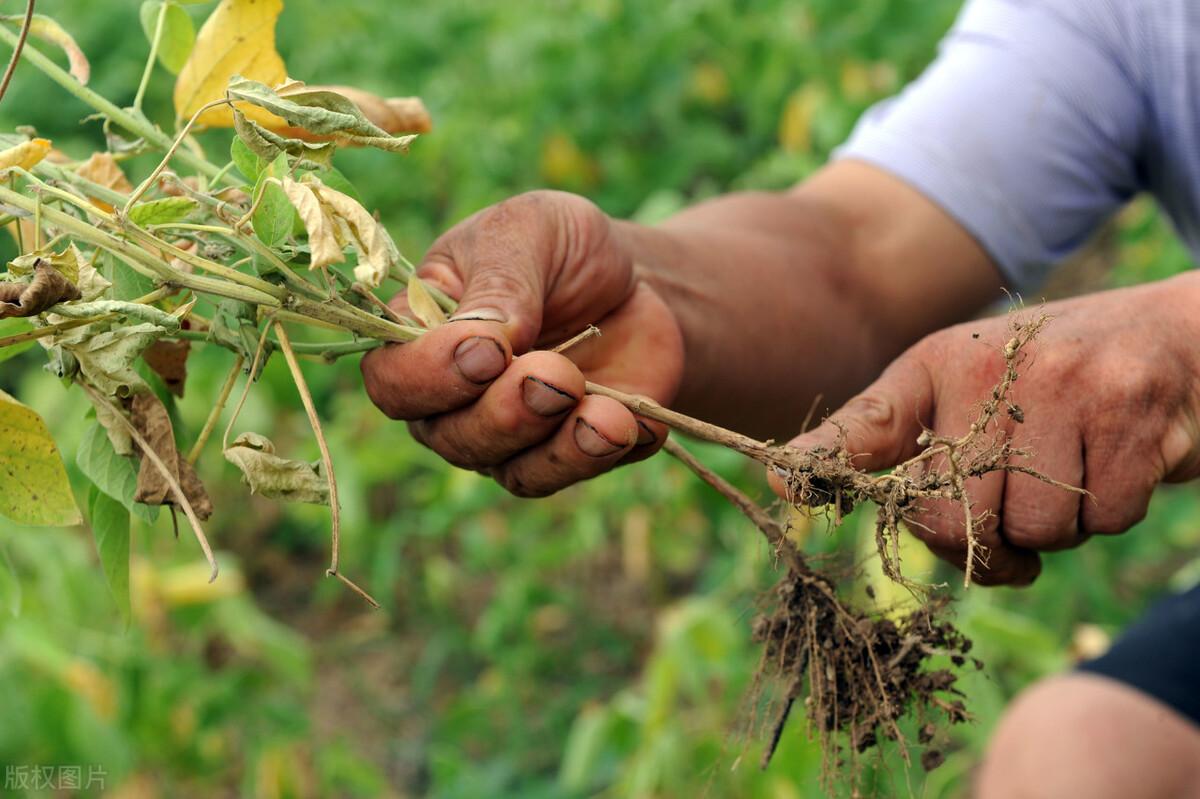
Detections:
[613, 162, 1004, 438]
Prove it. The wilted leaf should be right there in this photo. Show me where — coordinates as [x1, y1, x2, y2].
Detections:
[127, 196, 197, 227]
[0, 137, 51, 172]
[312, 181, 398, 288]
[87, 484, 131, 623]
[76, 152, 133, 213]
[0, 262, 82, 318]
[280, 177, 342, 269]
[407, 276, 446, 329]
[77, 421, 157, 523]
[17, 245, 112, 302]
[234, 109, 335, 170]
[68, 245, 112, 302]
[274, 85, 432, 137]
[0, 388, 82, 527]
[227, 77, 417, 153]
[66, 322, 164, 398]
[142, 339, 190, 397]
[130, 392, 212, 519]
[0, 318, 35, 363]
[0, 15, 89, 84]
[224, 432, 329, 504]
[174, 0, 286, 128]
[139, 0, 196, 75]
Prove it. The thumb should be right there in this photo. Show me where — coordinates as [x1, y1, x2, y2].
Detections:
[787, 352, 935, 472]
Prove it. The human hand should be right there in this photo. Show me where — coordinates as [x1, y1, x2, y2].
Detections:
[777, 275, 1200, 585]
[361, 190, 684, 496]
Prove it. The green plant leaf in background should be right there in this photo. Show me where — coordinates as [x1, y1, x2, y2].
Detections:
[87, 484, 131, 623]
[126, 196, 197, 227]
[77, 421, 158, 524]
[139, 0, 196, 75]
[0, 540, 20, 617]
[0, 317, 35, 363]
[0, 388, 81, 526]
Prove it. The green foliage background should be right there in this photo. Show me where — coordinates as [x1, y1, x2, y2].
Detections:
[0, 1, 1198, 797]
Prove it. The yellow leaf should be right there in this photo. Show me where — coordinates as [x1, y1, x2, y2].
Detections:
[0, 137, 51, 171]
[173, 0, 286, 128]
[0, 388, 82, 527]
[280, 177, 343, 270]
[311, 181, 398, 288]
[407, 276, 446, 329]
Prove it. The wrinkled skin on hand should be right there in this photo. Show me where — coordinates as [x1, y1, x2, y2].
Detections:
[361, 190, 684, 497]
[781, 274, 1200, 585]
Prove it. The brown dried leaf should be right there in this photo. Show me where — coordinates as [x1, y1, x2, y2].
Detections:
[142, 339, 191, 398]
[0, 262, 81, 318]
[75, 152, 133, 213]
[130, 392, 212, 520]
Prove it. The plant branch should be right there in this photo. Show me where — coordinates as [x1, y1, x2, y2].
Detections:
[274, 322, 379, 609]
[133, 0, 167, 113]
[0, 0, 34, 108]
[187, 354, 245, 465]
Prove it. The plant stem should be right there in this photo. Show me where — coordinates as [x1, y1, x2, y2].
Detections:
[274, 322, 380, 609]
[0, 25, 230, 185]
[133, 0, 167, 113]
[584, 381, 775, 461]
[0, 0, 34, 108]
[187, 354, 244, 465]
[125, 98, 229, 209]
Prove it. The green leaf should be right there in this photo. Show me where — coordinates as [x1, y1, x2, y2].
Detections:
[251, 153, 297, 247]
[76, 422, 158, 524]
[0, 540, 20, 617]
[230, 135, 264, 184]
[87, 484, 131, 623]
[223, 432, 329, 504]
[0, 388, 82, 527]
[309, 166, 361, 203]
[104, 253, 157, 303]
[139, 1, 196, 75]
[226, 76, 417, 153]
[126, 196, 197, 227]
[0, 317, 35, 364]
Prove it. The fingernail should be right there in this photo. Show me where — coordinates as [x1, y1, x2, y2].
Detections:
[574, 418, 624, 457]
[448, 307, 508, 324]
[636, 421, 656, 446]
[523, 376, 577, 417]
[454, 336, 506, 384]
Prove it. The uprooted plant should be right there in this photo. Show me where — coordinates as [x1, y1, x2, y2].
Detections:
[0, 0, 1083, 791]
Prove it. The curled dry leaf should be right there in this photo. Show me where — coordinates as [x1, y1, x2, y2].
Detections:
[66, 322, 164, 398]
[273, 85, 432, 139]
[280, 177, 342, 270]
[174, 0, 286, 128]
[130, 392, 212, 520]
[142, 339, 191, 398]
[0, 14, 89, 84]
[407, 276, 446, 329]
[227, 77, 417, 153]
[0, 261, 82, 318]
[223, 432, 329, 504]
[0, 138, 52, 172]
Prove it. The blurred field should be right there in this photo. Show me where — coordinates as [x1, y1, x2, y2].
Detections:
[1, 1, 1198, 797]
